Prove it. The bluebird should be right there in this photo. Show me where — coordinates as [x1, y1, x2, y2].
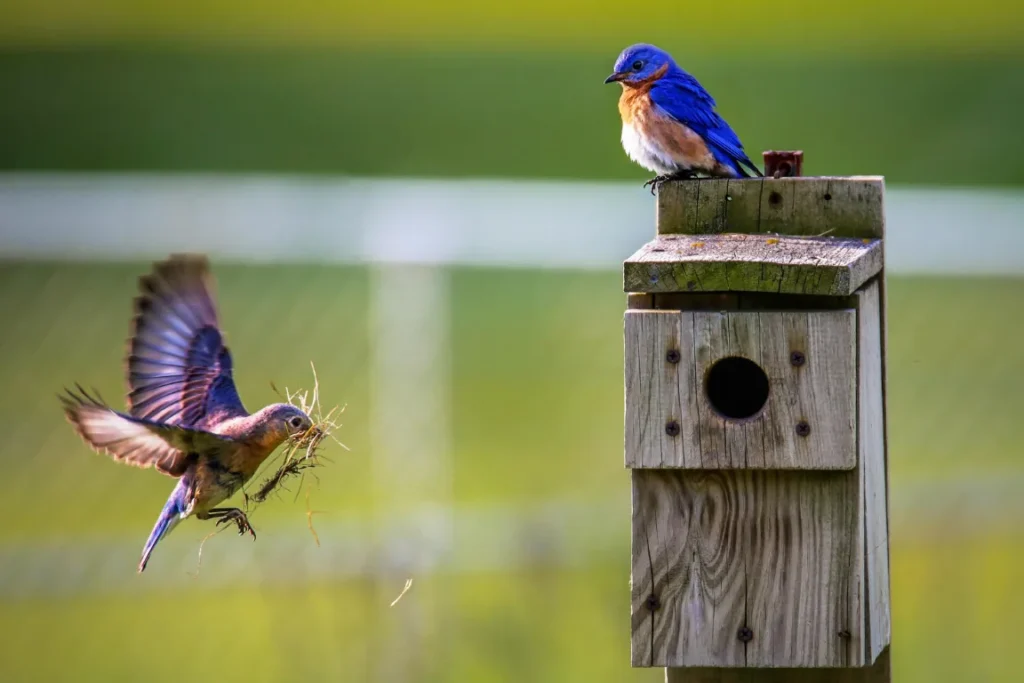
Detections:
[60, 255, 317, 573]
[605, 43, 762, 192]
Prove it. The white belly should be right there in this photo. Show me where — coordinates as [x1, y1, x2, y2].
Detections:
[621, 122, 680, 175]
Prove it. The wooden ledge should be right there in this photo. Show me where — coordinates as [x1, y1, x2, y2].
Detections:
[624, 233, 883, 296]
[657, 176, 884, 239]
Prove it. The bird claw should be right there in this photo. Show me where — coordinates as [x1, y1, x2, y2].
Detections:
[216, 509, 256, 539]
[643, 171, 698, 195]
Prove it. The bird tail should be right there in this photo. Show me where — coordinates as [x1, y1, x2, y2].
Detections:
[138, 480, 189, 573]
[736, 155, 763, 178]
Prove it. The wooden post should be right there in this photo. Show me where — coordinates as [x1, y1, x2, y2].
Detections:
[623, 158, 891, 682]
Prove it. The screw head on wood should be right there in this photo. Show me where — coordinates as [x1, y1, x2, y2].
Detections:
[737, 626, 753, 643]
[790, 350, 806, 367]
[666, 349, 681, 364]
[795, 421, 811, 437]
[665, 420, 681, 437]
[645, 594, 661, 611]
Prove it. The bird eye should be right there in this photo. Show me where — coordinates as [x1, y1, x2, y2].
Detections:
[632, 60, 644, 71]
[289, 416, 304, 429]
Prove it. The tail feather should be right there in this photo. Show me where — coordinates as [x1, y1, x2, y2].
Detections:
[737, 155, 764, 178]
[138, 479, 190, 573]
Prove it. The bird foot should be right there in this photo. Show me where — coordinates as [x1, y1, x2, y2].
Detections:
[215, 509, 256, 539]
[643, 171, 698, 195]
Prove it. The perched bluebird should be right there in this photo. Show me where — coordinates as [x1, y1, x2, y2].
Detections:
[605, 43, 762, 191]
[60, 255, 316, 573]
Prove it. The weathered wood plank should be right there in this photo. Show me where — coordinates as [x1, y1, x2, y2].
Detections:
[625, 310, 856, 469]
[757, 311, 858, 470]
[856, 281, 891, 662]
[691, 312, 764, 469]
[632, 470, 860, 668]
[656, 177, 884, 239]
[664, 647, 891, 682]
[623, 234, 883, 296]
[629, 293, 654, 309]
[632, 470, 749, 667]
[744, 471, 858, 668]
[624, 311, 700, 468]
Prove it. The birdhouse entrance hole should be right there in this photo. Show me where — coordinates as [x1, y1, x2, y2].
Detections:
[704, 356, 769, 420]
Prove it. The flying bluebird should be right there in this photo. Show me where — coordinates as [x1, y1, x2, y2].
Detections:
[605, 43, 762, 191]
[60, 255, 316, 573]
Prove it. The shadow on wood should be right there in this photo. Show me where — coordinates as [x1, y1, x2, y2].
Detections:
[665, 647, 892, 683]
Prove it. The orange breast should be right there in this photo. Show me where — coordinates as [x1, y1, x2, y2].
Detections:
[641, 115, 717, 169]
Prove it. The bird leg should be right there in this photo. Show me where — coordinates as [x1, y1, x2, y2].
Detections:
[643, 170, 698, 195]
[207, 507, 256, 539]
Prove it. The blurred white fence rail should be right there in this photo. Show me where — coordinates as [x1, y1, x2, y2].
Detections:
[1, 173, 1023, 600]
[1, 172, 1023, 273]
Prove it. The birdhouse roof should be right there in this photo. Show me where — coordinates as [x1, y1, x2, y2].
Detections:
[623, 232, 882, 296]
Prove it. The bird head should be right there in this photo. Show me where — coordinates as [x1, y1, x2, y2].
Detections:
[256, 403, 318, 448]
[604, 43, 675, 87]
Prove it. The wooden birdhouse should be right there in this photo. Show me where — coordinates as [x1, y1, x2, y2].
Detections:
[623, 161, 891, 681]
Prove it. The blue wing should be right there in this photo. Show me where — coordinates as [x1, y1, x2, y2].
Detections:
[650, 72, 762, 177]
[127, 254, 247, 429]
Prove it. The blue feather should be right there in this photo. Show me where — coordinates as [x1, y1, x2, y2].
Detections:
[649, 69, 761, 177]
[138, 477, 191, 573]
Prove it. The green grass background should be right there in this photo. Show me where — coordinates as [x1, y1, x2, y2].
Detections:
[1, 2, 1024, 681]
[2, 49, 1023, 187]
[1, 264, 1023, 682]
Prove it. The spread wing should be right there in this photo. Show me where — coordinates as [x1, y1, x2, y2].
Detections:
[650, 74, 762, 177]
[61, 387, 238, 477]
[127, 254, 247, 430]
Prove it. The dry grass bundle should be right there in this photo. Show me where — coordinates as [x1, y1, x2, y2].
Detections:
[248, 362, 347, 508]
[191, 363, 345, 575]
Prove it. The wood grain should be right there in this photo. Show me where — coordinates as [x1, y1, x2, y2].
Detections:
[623, 233, 883, 296]
[756, 311, 858, 470]
[691, 311, 763, 469]
[632, 470, 750, 668]
[625, 311, 700, 468]
[856, 280, 891, 663]
[656, 177, 884, 239]
[624, 310, 857, 470]
[632, 470, 860, 668]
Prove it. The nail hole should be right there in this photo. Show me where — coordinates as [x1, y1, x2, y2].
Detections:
[768, 191, 782, 205]
[824, 193, 832, 201]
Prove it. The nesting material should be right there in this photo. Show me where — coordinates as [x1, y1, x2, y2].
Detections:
[250, 363, 347, 508]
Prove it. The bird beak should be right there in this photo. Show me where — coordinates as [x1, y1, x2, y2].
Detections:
[604, 72, 627, 84]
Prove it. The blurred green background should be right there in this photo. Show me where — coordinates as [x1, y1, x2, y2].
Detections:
[1, 2, 1023, 683]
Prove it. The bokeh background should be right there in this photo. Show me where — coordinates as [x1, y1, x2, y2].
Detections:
[2, 3, 1024, 682]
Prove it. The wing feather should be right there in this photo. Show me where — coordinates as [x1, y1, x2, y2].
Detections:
[126, 254, 247, 429]
[61, 386, 237, 477]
